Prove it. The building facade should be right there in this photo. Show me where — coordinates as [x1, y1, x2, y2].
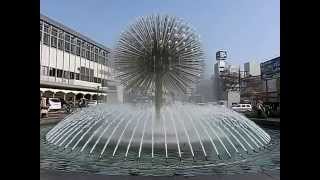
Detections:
[40, 14, 122, 103]
[244, 61, 261, 76]
[240, 56, 280, 108]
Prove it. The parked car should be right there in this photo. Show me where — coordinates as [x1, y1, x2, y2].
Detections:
[231, 104, 252, 113]
[87, 100, 98, 107]
[48, 98, 62, 111]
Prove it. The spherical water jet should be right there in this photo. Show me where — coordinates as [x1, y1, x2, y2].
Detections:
[113, 14, 204, 120]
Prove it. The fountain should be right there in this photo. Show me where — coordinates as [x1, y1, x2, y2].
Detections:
[46, 14, 271, 163]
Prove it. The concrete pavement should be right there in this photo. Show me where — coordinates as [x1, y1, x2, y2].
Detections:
[40, 170, 280, 180]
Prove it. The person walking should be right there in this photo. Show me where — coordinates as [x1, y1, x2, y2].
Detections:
[256, 100, 267, 118]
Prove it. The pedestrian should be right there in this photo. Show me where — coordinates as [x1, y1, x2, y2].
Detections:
[256, 100, 267, 118]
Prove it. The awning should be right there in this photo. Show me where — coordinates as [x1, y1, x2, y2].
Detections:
[40, 88, 107, 96]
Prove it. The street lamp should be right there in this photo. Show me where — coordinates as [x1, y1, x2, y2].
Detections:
[97, 85, 100, 103]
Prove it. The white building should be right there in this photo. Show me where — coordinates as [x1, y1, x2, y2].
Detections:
[214, 50, 227, 75]
[40, 14, 123, 103]
[244, 61, 261, 76]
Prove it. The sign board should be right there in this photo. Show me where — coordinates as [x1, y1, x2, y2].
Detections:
[261, 57, 280, 79]
[216, 50, 227, 60]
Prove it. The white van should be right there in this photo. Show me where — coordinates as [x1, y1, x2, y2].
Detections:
[48, 98, 62, 111]
[231, 104, 252, 112]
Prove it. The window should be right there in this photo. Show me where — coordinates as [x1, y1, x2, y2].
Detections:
[63, 71, 70, 79]
[70, 72, 75, 79]
[51, 28, 57, 37]
[44, 24, 49, 33]
[85, 68, 90, 81]
[43, 34, 50, 45]
[90, 69, 94, 82]
[91, 52, 94, 61]
[58, 31, 64, 39]
[81, 48, 86, 58]
[76, 46, 81, 56]
[40, 31, 42, 41]
[86, 50, 90, 60]
[94, 77, 98, 83]
[57, 69, 63, 78]
[94, 54, 98, 62]
[71, 44, 76, 54]
[65, 34, 70, 42]
[71, 36, 75, 44]
[40, 21, 43, 31]
[77, 39, 81, 46]
[58, 39, 64, 50]
[80, 67, 86, 81]
[97, 78, 101, 83]
[49, 68, 56, 77]
[75, 73, 80, 80]
[65, 41, 70, 52]
[99, 56, 104, 64]
[41, 66, 49, 76]
[51, 36, 57, 47]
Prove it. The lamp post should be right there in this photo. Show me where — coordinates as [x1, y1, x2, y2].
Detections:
[97, 85, 100, 103]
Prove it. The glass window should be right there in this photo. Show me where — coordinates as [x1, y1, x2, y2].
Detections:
[63, 71, 70, 79]
[58, 39, 64, 50]
[40, 21, 43, 31]
[70, 72, 75, 79]
[40, 31, 42, 41]
[51, 36, 57, 48]
[71, 44, 76, 54]
[58, 30, 64, 39]
[76, 46, 81, 56]
[57, 69, 63, 78]
[41, 66, 49, 76]
[51, 28, 57, 37]
[77, 39, 81, 46]
[85, 68, 90, 81]
[75, 73, 80, 80]
[90, 69, 94, 82]
[95, 48, 99, 53]
[71, 36, 76, 44]
[49, 68, 56, 77]
[94, 54, 98, 62]
[91, 52, 94, 61]
[81, 48, 86, 58]
[86, 50, 90, 60]
[99, 56, 103, 64]
[80, 67, 86, 81]
[65, 42, 70, 52]
[43, 34, 50, 45]
[44, 24, 49, 33]
[65, 34, 70, 42]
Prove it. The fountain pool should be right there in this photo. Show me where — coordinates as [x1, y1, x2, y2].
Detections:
[40, 116, 280, 176]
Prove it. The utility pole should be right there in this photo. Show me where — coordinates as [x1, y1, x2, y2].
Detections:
[97, 85, 100, 103]
[238, 68, 241, 91]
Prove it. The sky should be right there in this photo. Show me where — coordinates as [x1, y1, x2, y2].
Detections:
[40, 0, 279, 78]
